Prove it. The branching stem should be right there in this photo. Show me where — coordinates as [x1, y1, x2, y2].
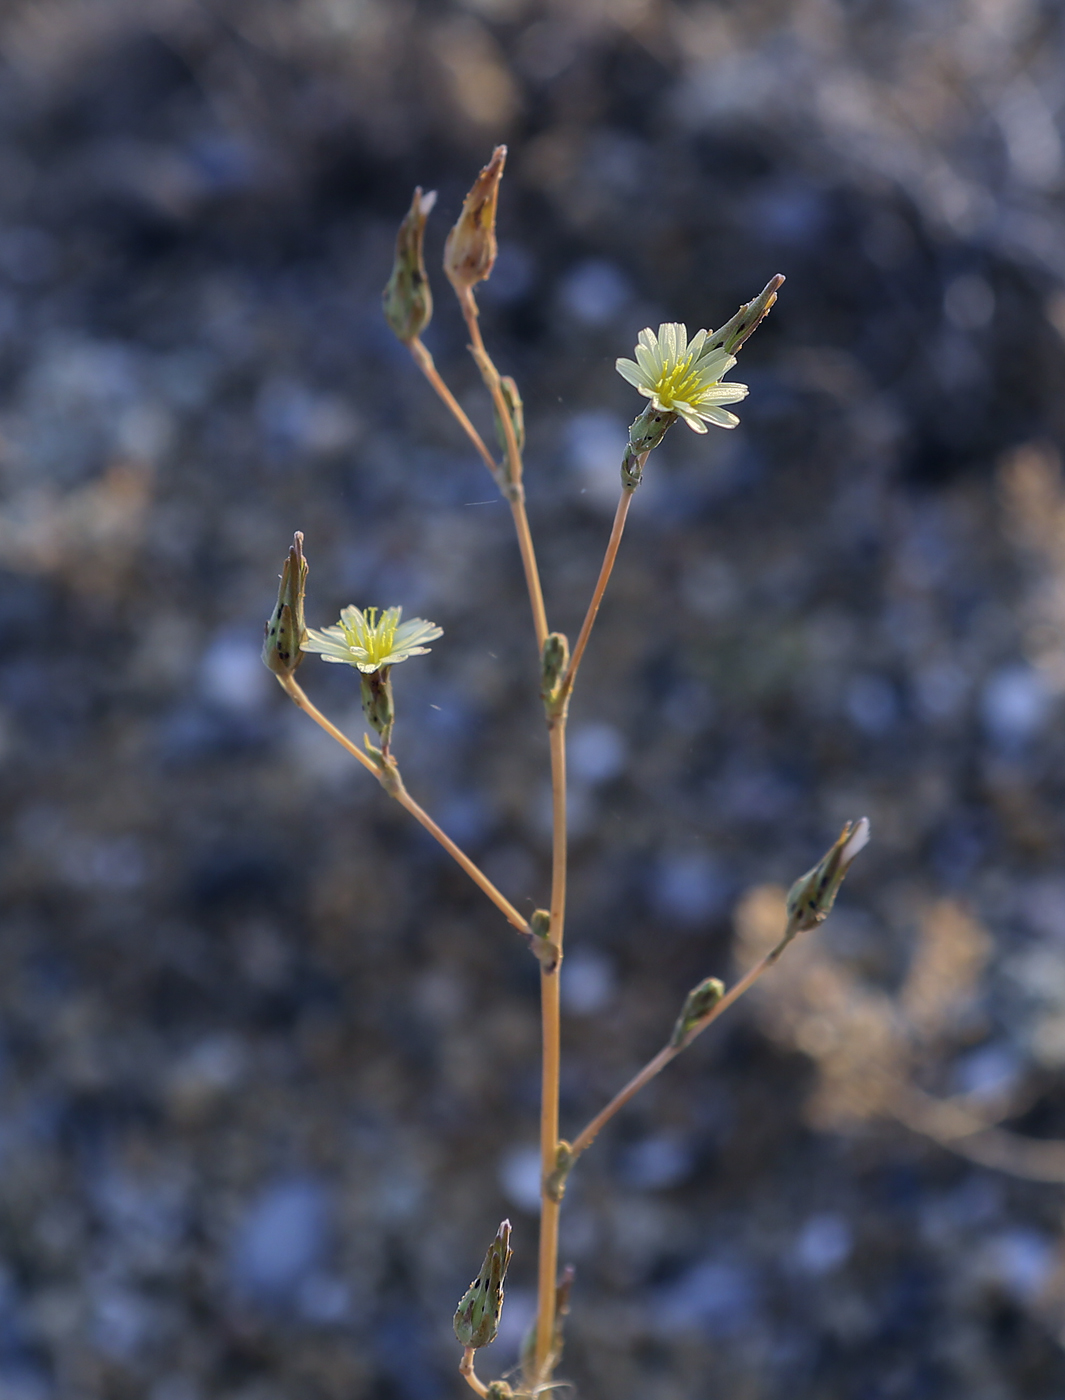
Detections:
[279, 675, 529, 936]
[568, 927, 798, 1161]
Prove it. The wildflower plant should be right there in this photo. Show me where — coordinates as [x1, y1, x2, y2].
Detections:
[261, 146, 869, 1396]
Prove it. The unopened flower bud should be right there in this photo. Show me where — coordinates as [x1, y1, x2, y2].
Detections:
[706, 274, 785, 357]
[383, 188, 436, 344]
[786, 817, 870, 937]
[444, 146, 506, 296]
[670, 976, 726, 1048]
[486, 1384, 514, 1400]
[454, 1220, 513, 1351]
[262, 532, 308, 678]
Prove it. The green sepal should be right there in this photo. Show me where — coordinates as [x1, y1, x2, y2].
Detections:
[622, 406, 679, 491]
[383, 188, 435, 344]
[360, 667, 395, 750]
[262, 532, 308, 677]
[670, 976, 726, 1048]
[705, 275, 785, 357]
[453, 1220, 513, 1351]
[785, 818, 870, 941]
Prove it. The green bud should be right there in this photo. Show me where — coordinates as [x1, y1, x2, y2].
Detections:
[262, 532, 308, 678]
[622, 406, 678, 491]
[544, 1140, 573, 1203]
[670, 976, 726, 1048]
[360, 667, 395, 752]
[494, 374, 525, 457]
[444, 146, 506, 296]
[454, 1220, 513, 1351]
[529, 908, 559, 972]
[486, 1384, 514, 1400]
[540, 632, 569, 713]
[705, 274, 785, 357]
[785, 817, 870, 939]
[383, 187, 436, 344]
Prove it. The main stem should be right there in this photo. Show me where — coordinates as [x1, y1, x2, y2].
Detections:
[536, 716, 568, 1382]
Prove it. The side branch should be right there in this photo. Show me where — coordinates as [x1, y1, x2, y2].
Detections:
[279, 675, 530, 936]
[568, 931, 795, 1161]
[408, 337, 499, 480]
[560, 482, 638, 701]
[458, 290, 549, 649]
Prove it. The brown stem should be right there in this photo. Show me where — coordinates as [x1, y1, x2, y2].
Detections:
[408, 337, 499, 480]
[458, 289, 549, 649]
[534, 719, 568, 1383]
[568, 937, 793, 1161]
[459, 1348, 489, 1398]
[279, 675, 529, 937]
[560, 485, 637, 701]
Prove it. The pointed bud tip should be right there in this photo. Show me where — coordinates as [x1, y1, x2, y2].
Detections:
[443, 148, 507, 294]
[841, 816, 870, 866]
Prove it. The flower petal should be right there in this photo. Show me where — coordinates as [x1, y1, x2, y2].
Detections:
[658, 323, 681, 362]
[616, 357, 648, 389]
[676, 406, 709, 433]
[698, 380, 749, 405]
[697, 405, 740, 428]
[633, 342, 660, 377]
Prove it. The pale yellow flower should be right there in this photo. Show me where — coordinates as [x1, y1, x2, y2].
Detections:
[616, 322, 748, 432]
[303, 606, 442, 673]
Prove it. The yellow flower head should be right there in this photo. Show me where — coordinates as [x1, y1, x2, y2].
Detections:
[302, 605, 442, 673]
[616, 323, 749, 433]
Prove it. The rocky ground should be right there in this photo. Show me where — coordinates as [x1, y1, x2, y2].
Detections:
[1, 1, 1065, 1397]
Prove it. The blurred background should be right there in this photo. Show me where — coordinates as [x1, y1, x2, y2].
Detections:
[2, 0, 1065, 1396]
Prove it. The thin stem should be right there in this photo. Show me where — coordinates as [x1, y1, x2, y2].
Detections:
[534, 719, 568, 1383]
[279, 675, 530, 937]
[279, 673, 380, 777]
[408, 337, 498, 480]
[458, 289, 549, 649]
[559, 485, 636, 701]
[390, 783, 531, 936]
[459, 1348, 489, 1398]
[510, 495, 549, 651]
[568, 940, 789, 1161]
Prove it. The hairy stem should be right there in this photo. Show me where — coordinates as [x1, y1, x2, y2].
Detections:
[279, 675, 529, 936]
[560, 483, 637, 701]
